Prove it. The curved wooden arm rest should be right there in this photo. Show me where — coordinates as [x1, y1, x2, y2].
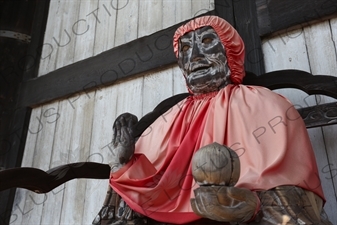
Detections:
[0, 162, 110, 193]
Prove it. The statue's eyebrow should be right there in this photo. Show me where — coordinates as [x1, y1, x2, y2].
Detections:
[197, 28, 216, 38]
[180, 37, 192, 43]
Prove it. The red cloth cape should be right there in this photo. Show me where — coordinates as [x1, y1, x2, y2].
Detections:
[110, 85, 324, 224]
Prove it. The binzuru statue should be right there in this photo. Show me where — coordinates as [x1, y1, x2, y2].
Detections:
[92, 16, 332, 225]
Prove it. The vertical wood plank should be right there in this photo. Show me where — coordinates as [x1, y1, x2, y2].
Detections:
[116, 77, 144, 118]
[173, 66, 187, 95]
[54, 1, 81, 73]
[38, 0, 62, 76]
[39, 98, 75, 225]
[93, 0, 118, 55]
[138, 0, 163, 38]
[82, 86, 118, 223]
[59, 91, 96, 225]
[10, 108, 42, 225]
[162, 0, 176, 29]
[142, 68, 174, 114]
[262, 30, 310, 73]
[20, 102, 58, 225]
[192, 0, 212, 18]
[174, 0, 192, 23]
[73, 1, 99, 62]
[114, 0, 139, 47]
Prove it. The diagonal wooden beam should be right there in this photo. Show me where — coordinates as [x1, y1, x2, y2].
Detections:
[17, 11, 215, 108]
[17, 1, 337, 108]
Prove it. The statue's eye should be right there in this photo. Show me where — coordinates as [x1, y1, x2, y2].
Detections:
[202, 38, 213, 44]
[182, 45, 190, 52]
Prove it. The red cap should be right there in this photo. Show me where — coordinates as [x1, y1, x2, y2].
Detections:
[173, 16, 245, 84]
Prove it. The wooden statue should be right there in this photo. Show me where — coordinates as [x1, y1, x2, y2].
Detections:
[92, 16, 332, 224]
[0, 16, 335, 225]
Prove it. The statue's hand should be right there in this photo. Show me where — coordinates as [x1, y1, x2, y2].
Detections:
[191, 186, 259, 223]
[110, 113, 138, 172]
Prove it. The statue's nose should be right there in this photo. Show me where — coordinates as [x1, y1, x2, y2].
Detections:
[191, 42, 204, 62]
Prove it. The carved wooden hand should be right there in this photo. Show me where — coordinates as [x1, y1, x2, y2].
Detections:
[191, 186, 259, 223]
[110, 113, 138, 172]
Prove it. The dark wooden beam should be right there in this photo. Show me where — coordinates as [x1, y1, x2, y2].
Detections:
[17, 11, 215, 108]
[256, 0, 337, 36]
[17, 0, 337, 107]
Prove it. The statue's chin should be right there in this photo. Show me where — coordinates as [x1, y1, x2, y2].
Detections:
[188, 80, 225, 94]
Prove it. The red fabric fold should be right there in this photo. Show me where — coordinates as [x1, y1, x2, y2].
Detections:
[110, 85, 324, 224]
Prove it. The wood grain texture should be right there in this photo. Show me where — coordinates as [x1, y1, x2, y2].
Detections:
[10, 108, 42, 225]
[21, 102, 57, 225]
[39, 98, 73, 225]
[114, 0, 139, 47]
[93, 0, 118, 56]
[81, 85, 118, 223]
[60, 91, 96, 225]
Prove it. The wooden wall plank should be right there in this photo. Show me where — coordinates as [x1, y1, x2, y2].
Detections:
[138, 0, 163, 37]
[59, 91, 96, 224]
[55, 1, 81, 75]
[192, 0, 212, 18]
[162, 0, 177, 29]
[81, 86, 118, 223]
[114, 0, 139, 47]
[20, 102, 58, 225]
[38, 0, 61, 76]
[93, 0, 118, 55]
[73, 1, 98, 63]
[142, 68, 174, 114]
[173, 66, 187, 95]
[38, 98, 73, 225]
[10, 108, 42, 225]
[174, 0, 192, 23]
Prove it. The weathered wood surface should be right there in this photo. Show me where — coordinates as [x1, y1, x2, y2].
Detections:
[262, 19, 337, 223]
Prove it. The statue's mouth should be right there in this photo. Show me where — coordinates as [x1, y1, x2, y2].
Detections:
[191, 64, 211, 73]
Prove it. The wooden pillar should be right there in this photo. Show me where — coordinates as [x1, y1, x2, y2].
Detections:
[0, 1, 50, 224]
[214, 0, 265, 75]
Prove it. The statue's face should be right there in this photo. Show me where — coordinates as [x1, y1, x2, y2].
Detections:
[178, 26, 231, 94]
